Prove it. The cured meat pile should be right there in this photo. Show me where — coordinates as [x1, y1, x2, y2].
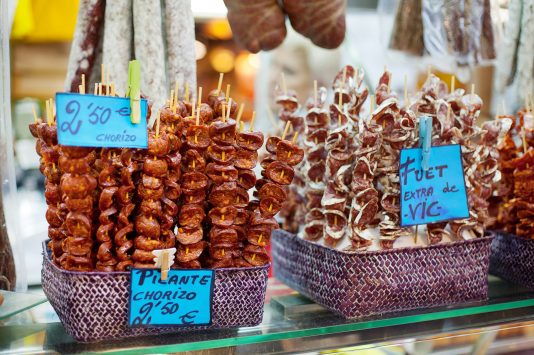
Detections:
[32, 78, 304, 271]
[295, 67, 510, 251]
[490, 105, 534, 238]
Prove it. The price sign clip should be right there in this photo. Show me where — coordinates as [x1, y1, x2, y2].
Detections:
[127, 60, 141, 124]
[152, 248, 176, 281]
[419, 115, 432, 171]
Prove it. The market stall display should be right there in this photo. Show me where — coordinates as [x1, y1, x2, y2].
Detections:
[489, 101, 534, 290]
[273, 66, 508, 319]
[31, 70, 303, 341]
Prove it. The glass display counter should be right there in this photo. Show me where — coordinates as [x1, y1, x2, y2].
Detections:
[1, 275, 534, 354]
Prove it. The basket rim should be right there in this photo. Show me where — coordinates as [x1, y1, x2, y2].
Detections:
[272, 229, 494, 256]
[42, 241, 270, 276]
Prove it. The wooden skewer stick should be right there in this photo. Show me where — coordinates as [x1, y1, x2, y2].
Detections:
[155, 110, 161, 138]
[370, 94, 375, 114]
[249, 111, 256, 132]
[196, 107, 200, 126]
[198, 87, 203, 108]
[51, 98, 55, 118]
[78, 85, 83, 94]
[45, 100, 51, 126]
[281, 72, 287, 95]
[217, 73, 224, 95]
[185, 84, 189, 103]
[32, 106, 38, 123]
[339, 67, 347, 108]
[292, 131, 299, 143]
[101, 63, 105, 86]
[106, 71, 110, 95]
[387, 73, 392, 94]
[281, 121, 291, 140]
[314, 80, 318, 107]
[236, 103, 244, 128]
[170, 90, 175, 109]
[226, 99, 232, 121]
[222, 104, 226, 123]
[451, 75, 455, 93]
[225, 84, 231, 101]
[522, 127, 527, 154]
[471, 83, 475, 95]
[111, 83, 115, 96]
[404, 74, 408, 106]
[414, 225, 419, 243]
[81, 74, 85, 94]
[240, 121, 245, 132]
[99, 83, 103, 96]
[94, 83, 98, 95]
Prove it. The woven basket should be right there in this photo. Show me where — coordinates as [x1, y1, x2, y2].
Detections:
[489, 231, 534, 291]
[41, 242, 268, 342]
[272, 230, 492, 319]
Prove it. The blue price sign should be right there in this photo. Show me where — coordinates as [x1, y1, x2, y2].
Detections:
[55, 92, 148, 148]
[129, 269, 214, 327]
[399, 144, 469, 227]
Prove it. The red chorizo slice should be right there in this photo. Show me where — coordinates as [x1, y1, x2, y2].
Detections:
[206, 163, 238, 183]
[236, 131, 264, 151]
[208, 206, 238, 227]
[44, 183, 61, 205]
[160, 213, 174, 230]
[139, 199, 162, 216]
[166, 151, 182, 168]
[247, 226, 271, 247]
[176, 227, 203, 245]
[167, 133, 181, 152]
[234, 148, 258, 169]
[243, 244, 269, 266]
[48, 226, 66, 241]
[276, 140, 305, 166]
[99, 207, 118, 225]
[176, 241, 206, 263]
[65, 212, 92, 238]
[304, 220, 324, 241]
[135, 215, 161, 239]
[134, 235, 162, 251]
[237, 169, 256, 190]
[235, 187, 249, 207]
[161, 197, 179, 216]
[235, 208, 249, 226]
[160, 106, 182, 124]
[182, 188, 206, 204]
[132, 249, 157, 263]
[165, 180, 182, 200]
[210, 245, 239, 260]
[114, 223, 134, 246]
[45, 205, 63, 227]
[60, 146, 92, 159]
[233, 225, 246, 241]
[182, 171, 209, 190]
[179, 204, 205, 228]
[233, 258, 252, 268]
[211, 258, 235, 269]
[208, 181, 237, 207]
[117, 185, 134, 205]
[43, 165, 61, 184]
[186, 125, 210, 150]
[59, 155, 91, 174]
[258, 182, 287, 201]
[138, 184, 164, 200]
[175, 260, 202, 269]
[249, 210, 279, 229]
[64, 236, 93, 256]
[259, 197, 282, 217]
[209, 227, 239, 244]
[29, 122, 41, 138]
[98, 187, 117, 210]
[118, 203, 135, 225]
[147, 132, 170, 157]
[209, 121, 236, 146]
[62, 255, 93, 271]
[265, 161, 294, 185]
[306, 111, 329, 128]
[96, 223, 113, 242]
[143, 157, 168, 177]
[260, 156, 276, 170]
[207, 89, 225, 108]
[199, 103, 214, 123]
[266, 136, 281, 154]
[207, 143, 235, 164]
[121, 164, 137, 186]
[98, 166, 118, 187]
[183, 149, 206, 172]
[142, 173, 163, 189]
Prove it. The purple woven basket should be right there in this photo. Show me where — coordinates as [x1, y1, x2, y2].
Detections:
[272, 230, 492, 319]
[41, 242, 268, 342]
[489, 231, 534, 291]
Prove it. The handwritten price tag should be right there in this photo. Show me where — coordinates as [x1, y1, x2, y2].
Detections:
[55, 93, 148, 148]
[128, 269, 214, 327]
[399, 144, 469, 227]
